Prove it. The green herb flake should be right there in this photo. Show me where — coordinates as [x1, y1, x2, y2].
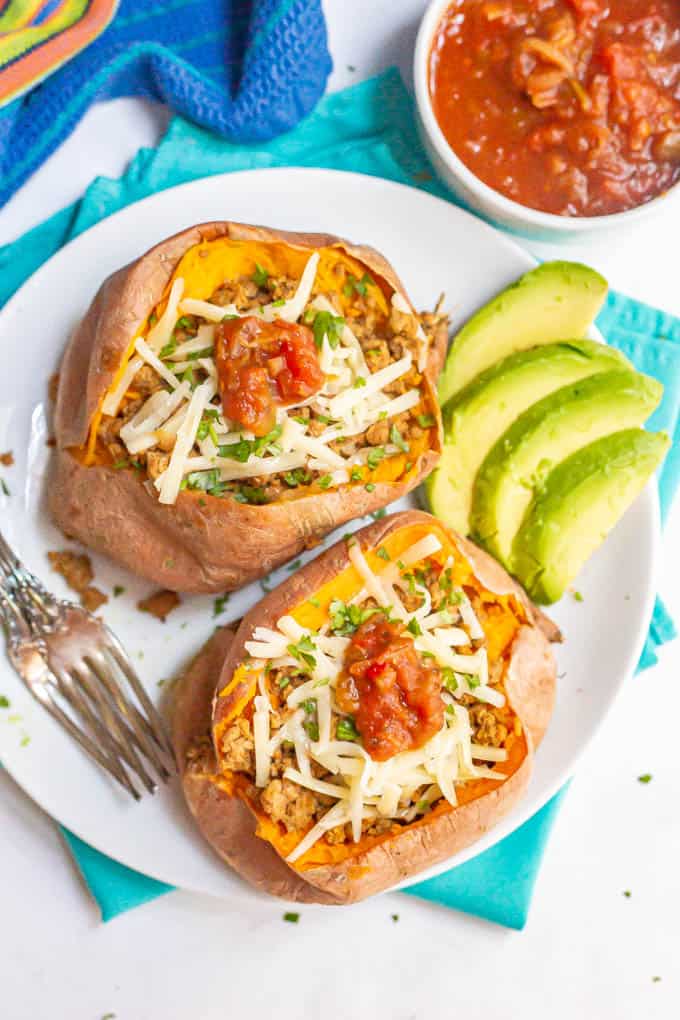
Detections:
[113, 585, 125, 598]
[252, 263, 269, 287]
[213, 593, 230, 617]
[637, 773, 653, 784]
[261, 578, 272, 593]
[372, 509, 387, 520]
[0, 477, 8, 497]
[572, 590, 584, 603]
[350, 466, 363, 482]
[318, 474, 333, 490]
[353, 376, 366, 389]
[308, 597, 321, 609]
[112, 459, 129, 470]
[468, 675, 481, 690]
[278, 676, 291, 691]
[652, 976, 661, 983]
[283, 912, 300, 923]
[406, 618, 422, 637]
[391, 913, 399, 922]
[287, 637, 317, 671]
[367, 447, 386, 471]
[365, 483, 376, 493]
[389, 425, 410, 454]
[312, 310, 345, 351]
[336, 717, 360, 742]
[287, 559, 302, 572]
[159, 338, 177, 359]
[0, 695, 10, 708]
[272, 298, 286, 308]
[623, 890, 632, 898]
[416, 414, 436, 428]
[343, 272, 373, 298]
[376, 547, 390, 562]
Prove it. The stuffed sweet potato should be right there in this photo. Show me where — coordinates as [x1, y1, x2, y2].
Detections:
[173, 509, 559, 904]
[49, 222, 447, 593]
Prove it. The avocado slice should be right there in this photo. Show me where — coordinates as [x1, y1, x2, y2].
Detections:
[512, 429, 669, 605]
[424, 339, 632, 535]
[438, 261, 608, 405]
[471, 370, 663, 567]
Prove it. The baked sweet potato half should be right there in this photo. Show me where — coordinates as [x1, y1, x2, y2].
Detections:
[49, 222, 447, 593]
[173, 510, 559, 904]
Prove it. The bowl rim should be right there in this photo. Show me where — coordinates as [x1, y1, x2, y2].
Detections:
[413, 0, 680, 232]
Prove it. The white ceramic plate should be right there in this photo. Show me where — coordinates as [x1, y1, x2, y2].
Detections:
[0, 169, 660, 905]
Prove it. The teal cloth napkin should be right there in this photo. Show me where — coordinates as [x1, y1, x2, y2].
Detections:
[1, 69, 678, 929]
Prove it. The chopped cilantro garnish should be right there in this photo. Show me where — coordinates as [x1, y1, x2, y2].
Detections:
[312, 310, 345, 351]
[303, 719, 320, 741]
[343, 272, 374, 298]
[442, 668, 457, 694]
[350, 466, 363, 482]
[159, 338, 177, 359]
[181, 366, 196, 388]
[278, 676, 291, 691]
[391, 913, 399, 923]
[213, 593, 230, 617]
[287, 559, 302, 572]
[389, 425, 410, 453]
[283, 468, 313, 488]
[186, 346, 215, 362]
[468, 675, 481, 689]
[260, 577, 272, 593]
[623, 890, 632, 898]
[148, 312, 158, 327]
[637, 773, 652, 784]
[353, 376, 366, 389]
[415, 799, 431, 813]
[372, 508, 387, 520]
[336, 717, 360, 742]
[416, 413, 436, 428]
[365, 483, 376, 492]
[367, 447, 386, 470]
[572, 590, 584, 602]
[318, 474, 333, 490]
[283, 912, 300, 923]
[234, 484, 269, 505]
[308, 597, 321, 609]
[176, 315, 193, 330]
[376, 547, 390, 561]
[287, 636, 316, 671]
[272, 298, 286, 308]
[113, 585, 125, 598]
[406, 618, 422, 636]
[0, 695, 10, 708]
[112, 459, 130, 470]
[329, 599, 383, 636]
[252, 263, 269, 287]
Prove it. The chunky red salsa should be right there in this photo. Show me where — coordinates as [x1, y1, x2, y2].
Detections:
[429, 0, 680, 216]
[215, 316, 324, 436]
[336, 616, 445, 761]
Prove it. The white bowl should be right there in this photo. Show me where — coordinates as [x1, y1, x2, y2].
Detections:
[413, 0, 680, 241]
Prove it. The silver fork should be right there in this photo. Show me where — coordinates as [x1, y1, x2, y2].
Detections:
[0, 530, 176, 800]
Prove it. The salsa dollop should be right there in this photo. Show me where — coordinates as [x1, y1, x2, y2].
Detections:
[429, 0, 680, 216]
[336, 615, 445, 761]
[215, 316, 324, 436]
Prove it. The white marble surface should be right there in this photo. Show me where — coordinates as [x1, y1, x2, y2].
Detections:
[1, 2, 679, 1017]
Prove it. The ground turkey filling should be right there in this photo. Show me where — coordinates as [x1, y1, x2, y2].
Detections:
[96, 267, 447, 505]
[218, 567, 516, 849]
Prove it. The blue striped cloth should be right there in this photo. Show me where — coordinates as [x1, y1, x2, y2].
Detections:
[0, 0, 331, 208]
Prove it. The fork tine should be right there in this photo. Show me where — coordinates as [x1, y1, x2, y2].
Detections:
[84, 652, 173, 783]
[49, 663, 146, 794]
[105, 631, 177, 761]
[30, 682, 142, 801]
[69, 663, 159, 795]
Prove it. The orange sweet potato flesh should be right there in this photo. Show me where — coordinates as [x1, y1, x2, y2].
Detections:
[49, 222, 446, 594]
[172, 510, 559, 904]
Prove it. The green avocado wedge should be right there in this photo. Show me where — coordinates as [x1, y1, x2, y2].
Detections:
[511, 429, 670, 605]
[437, 261, 609, 405]
[470, 370, 663, 568]
[424, 339, 632, 535]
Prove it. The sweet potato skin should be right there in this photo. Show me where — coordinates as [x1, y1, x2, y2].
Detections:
[173, 510, 558, 904]
[50, 222, 446, 594]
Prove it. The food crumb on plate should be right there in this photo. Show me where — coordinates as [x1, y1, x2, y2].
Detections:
[637, 773, 653, 784]
[0, 450, 13, 466]
[137, 589, 181, 622]
[47, 549, 108, 612]
[282, 912, 300, 923]
[48, 373, 60, 403]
